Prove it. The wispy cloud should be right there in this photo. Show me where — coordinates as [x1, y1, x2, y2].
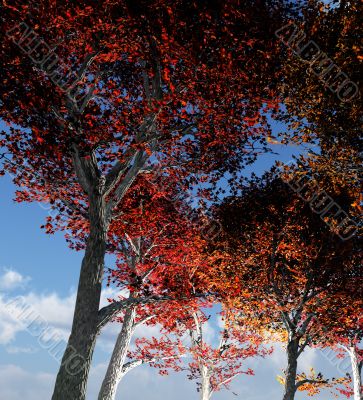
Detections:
[0, 268, 31, 291]
[6, 345, 38, 354]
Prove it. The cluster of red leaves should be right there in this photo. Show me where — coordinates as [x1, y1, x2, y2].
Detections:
[0, 0, 287, 236]
[128, 308, 272, 392]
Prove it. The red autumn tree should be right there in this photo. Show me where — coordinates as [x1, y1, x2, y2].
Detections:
[129, 300, 272, 400]
[0, 1, 287, 398]
[97, 175, 210, 400]
[129, 306, 272, 400]
[186, 310, 272, 400]
[213, 170, 361, 400]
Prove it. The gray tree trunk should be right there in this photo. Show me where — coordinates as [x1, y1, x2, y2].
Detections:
[349, 346, 362, 400]
[98, 307, 137, 400]
[52, 193, 107, 400]
[282, 338, 299, 400]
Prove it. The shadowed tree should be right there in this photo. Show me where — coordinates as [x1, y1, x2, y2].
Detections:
[213, 171, 361, 400]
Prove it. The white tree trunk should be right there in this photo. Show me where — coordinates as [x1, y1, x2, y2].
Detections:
[98, 307, 136, 400]
[349, 346, 362, 400]
[200, 366, 212, 400]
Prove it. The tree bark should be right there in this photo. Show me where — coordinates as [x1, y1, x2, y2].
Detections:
[349, 346, 362, 400]
[282, 337, 299, 400]
[52, 192, 107, 400]
[98, 306, 137, 400]
[200, 366, 212, 400]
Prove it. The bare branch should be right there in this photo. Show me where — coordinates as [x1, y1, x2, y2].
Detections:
[297, 332, 319, 357]
[297, 313, 314, 337]
[218, 329, 229, 355]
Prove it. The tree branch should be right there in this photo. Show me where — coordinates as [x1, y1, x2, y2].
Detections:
[71, 144, 102, 195]
[133, 314, 156, 328]
[105, 150, 148, 219]
[71, 145, 91, 193]
[103, 148, 139, 197]
[121, 354, 183, 375]
[295, 378, 328, 389]
[97, 295, 172, 331]
[216, 372, 242, 391]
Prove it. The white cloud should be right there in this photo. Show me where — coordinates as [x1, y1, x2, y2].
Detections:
[0, 291, 75, 345]
[0, 281, 330, 400]
[0, 286, 125, 346]
[0, 268, 31, 291]
[0, 294, 27, 344]
[0, 357, 329, 400]
[269, 342, 287, 371]
[87, 361, 198, 400]
[6, 345, 38, 354]
[0, 364, 54, 400]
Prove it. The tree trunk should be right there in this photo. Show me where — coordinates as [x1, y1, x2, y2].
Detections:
[282, 338, 299, 400]
[200, 366, 212, 400]
[98, 306, 137, 400]
[52, 193, 107, 400]
[349, 346, 362, 400]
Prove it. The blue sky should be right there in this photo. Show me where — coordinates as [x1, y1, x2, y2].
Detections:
[0, 132, 351, 399]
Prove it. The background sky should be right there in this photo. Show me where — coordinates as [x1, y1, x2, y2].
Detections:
[0, 132, 352, 400]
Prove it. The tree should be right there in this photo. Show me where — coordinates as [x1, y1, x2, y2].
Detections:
[214, 171, 361, 400]
[340, 346, 362, 400]
[186, 310, 271, 400]
[130, 307, 271, 400]
[271, 5, 362, 393]
[98, 177, 209, 400]
[334, 344, 362, 400]
[0, 1, 286, 398]
[318, 299, 363, 400]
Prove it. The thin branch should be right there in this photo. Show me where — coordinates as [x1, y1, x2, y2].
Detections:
[295, 378, 328, 389]
[105, 150, 148, 219]
[71, 144, 91, 193]
[121, 354, 183, 375]
[216, 372, 243, 391]
[218, 329, 229, 355]
[133, 314, 156, 328]
[66, 51, 100, 93]
[103, 148, 138, 197]
[97, 295, 172, 331]
[297, 313, 314, 337]
[297, 331, 319, 357]
[78, 83, 97, 113]
[125, 232, 141, 257]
